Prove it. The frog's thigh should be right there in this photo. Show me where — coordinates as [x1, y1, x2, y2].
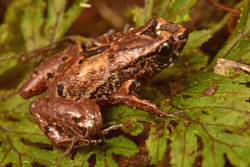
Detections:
[29, 97, 103, 148]
[19, 44, 81, 99]
[113, 79, 169, 117]
[29, 97, 76, 147]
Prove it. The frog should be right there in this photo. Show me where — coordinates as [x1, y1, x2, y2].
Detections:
[19, 17, 188, 149]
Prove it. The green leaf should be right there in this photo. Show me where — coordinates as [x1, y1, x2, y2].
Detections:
[20, 0, 47, 50]
[105, 136, 138, 156]
[209, 0, 250, 67]
[0, 0, 88, 84]
[20, 0, 88, 50]
[170, 123, 198, 167]
[0, 0, 87, 51]
[83, 136, 138, 167]
[131, 0, 198, 25]
[131, 6, 147, 26]
[146, 123, 168, 164]
[0, 53, 18, 76]
[164, 0, 197, 23]
[185, 30, 212, 49]
[156, 0, 172, 17]
[44, 0, 88, 43]
[144, 0, 155, 22]
[123, 120, 144, 136]
[170, 72, 250, 167]
[106, 105, 152, 123]
[131, 0, 154, 26]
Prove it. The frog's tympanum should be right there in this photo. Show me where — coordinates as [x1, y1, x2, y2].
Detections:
[19, 17, 188, 148]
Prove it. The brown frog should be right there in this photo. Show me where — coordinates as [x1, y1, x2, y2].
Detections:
[19, 17, 188, 148]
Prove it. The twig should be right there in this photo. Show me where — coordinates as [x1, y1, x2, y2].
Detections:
[0, 55, 20, 61]
[214, 58, 250, 75]
[79, 3, 91, 8]
[0, 90, 17, 102]
[207, 0, 241, 15]
[93, 0, 125, 29]
[209, 1, 244, 34]
[55, 138, 76, 167]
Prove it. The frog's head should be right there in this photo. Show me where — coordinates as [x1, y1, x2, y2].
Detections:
[142, 17, 188, 56]
[155, 17, 187, 54]
[136, 17, 188, 71]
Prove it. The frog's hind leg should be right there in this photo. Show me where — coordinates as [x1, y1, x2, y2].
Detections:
[29, 97, 78, 148]
[19, 44, 82, 99]
[113, 79, 181, 118]
[29, 97, 104, 148]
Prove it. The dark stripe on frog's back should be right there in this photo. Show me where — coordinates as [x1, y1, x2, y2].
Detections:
[84, 45, 110, 58]
[79, 22, 149, 60]
[81, 18, 160, 61]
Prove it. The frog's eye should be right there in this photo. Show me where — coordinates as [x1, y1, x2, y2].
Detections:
[176, 31, 188, 40]
[159, 42, 173, 55]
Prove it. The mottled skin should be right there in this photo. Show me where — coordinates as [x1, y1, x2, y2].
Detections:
[19, 17, 187, 148]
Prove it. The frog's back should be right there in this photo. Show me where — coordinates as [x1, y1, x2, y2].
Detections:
[49, 25, 155, 99]
[49, 17, 187, 101]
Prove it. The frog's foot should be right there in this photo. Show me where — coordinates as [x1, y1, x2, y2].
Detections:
[100, 124, 123, 136]
[114, 79, 178, 118]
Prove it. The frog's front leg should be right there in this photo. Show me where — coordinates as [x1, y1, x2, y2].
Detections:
[19, 44, 82, 99]
[113, 79, 178, 117]
[29, 97, 103, 148]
